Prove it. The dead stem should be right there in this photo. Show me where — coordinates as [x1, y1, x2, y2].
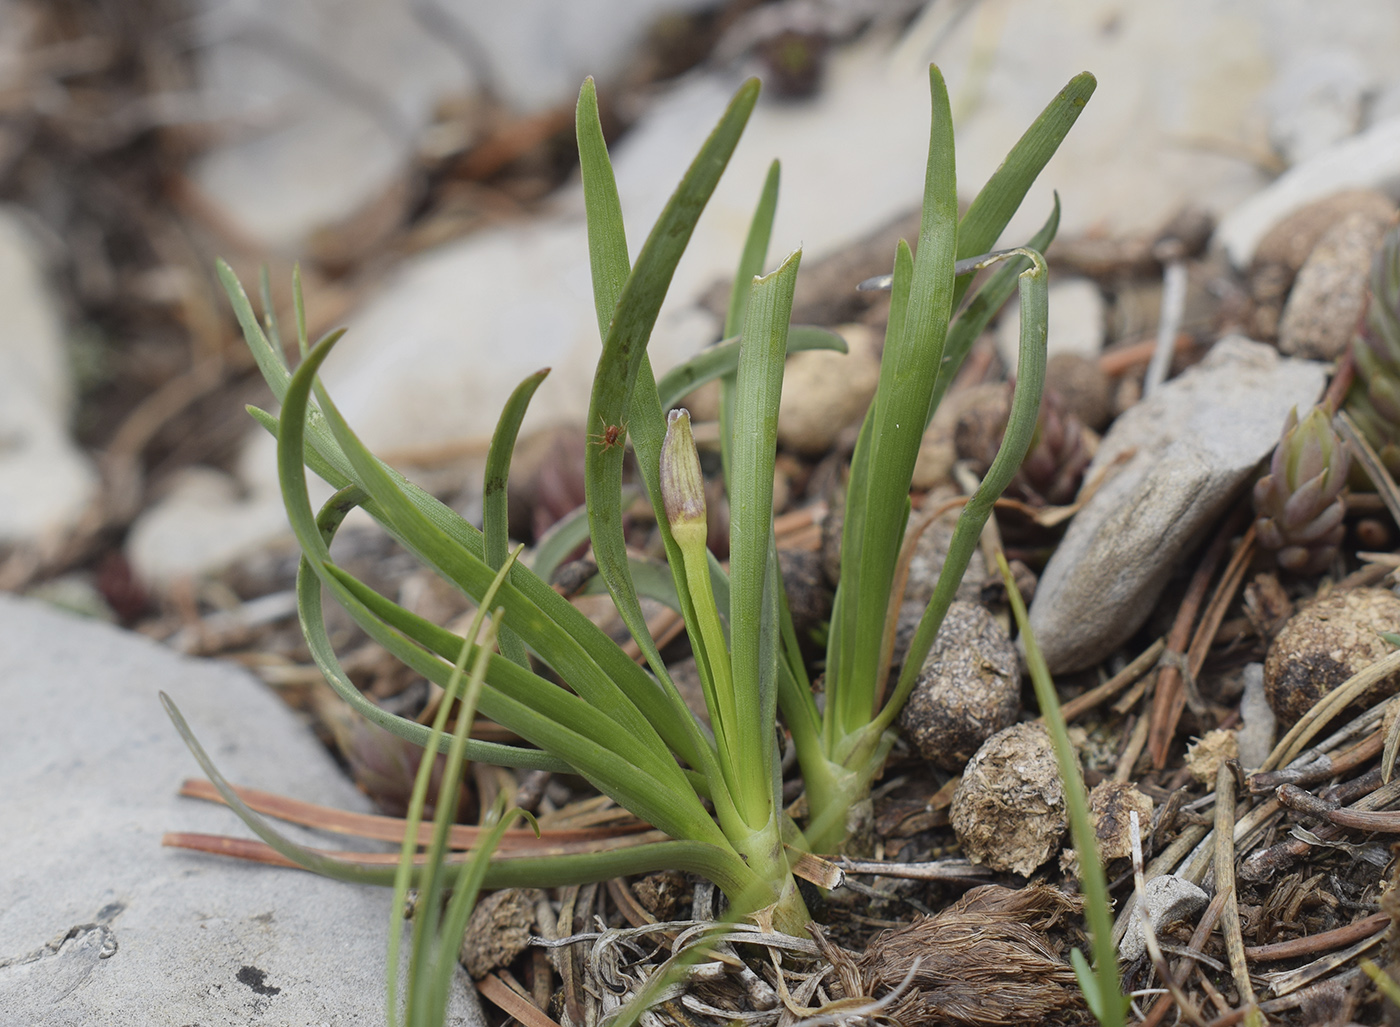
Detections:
[1212, 760, 1256, 1011]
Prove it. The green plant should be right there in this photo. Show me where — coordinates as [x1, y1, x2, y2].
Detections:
[1347, 224, 1400, 475]
[167, 67, 1092, 937]
[1253, 406, 1349, 574]
[998, 552, 1126, 1026]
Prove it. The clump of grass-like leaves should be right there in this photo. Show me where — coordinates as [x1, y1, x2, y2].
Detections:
[166, 63, 1096, 954]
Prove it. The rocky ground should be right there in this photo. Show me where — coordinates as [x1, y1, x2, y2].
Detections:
[7, 1, 1400, 1024]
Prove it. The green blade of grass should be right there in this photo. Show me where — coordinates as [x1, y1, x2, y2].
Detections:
[391, 553, 511, 1027]
[719, 159, 781, 484]
[953, 72, 1095, 303]
[220, 260, 291, 399]
[483, 368, 550, 668]
[1000, 552, 1124, 1026]
[727, 248, 801, 828]
[834, 65, 957, 739]
[876, 246, 1049, 740]
[583, 78, 759, 692]
[928, 195, 1060, 424]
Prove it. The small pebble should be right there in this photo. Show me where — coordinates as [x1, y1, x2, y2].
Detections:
[1252, 189, 1397, 275]
[1264, 587, 1400, 725]
[898, 601, 1021, 771]
[777, 323, 881, 456]
[1278, 211, 1390, 360]
[951, 721, 1068, 876]
[1046, 352, 1113, 431]
[1119, 875, 1209, 962]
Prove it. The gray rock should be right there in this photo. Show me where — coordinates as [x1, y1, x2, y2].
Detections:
[0, 210, 97, 544]
[190, 0, 714, 251]
[1278, 211, 1390, 360]
[1028, 337, 1327, 674]
[1216, 116, 1400, 269]
[777, 324, 881, 456]
[1265, 51, 1370, 167]
[0, 594, 481, 1025]
[1119, 875, 1209, 962]
[898, 601, 1020, 771]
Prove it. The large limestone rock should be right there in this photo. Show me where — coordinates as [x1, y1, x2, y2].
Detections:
[0, 595, 480, 1025]
[0, 210, 97, 545]
[1027, 338, 1327, 674]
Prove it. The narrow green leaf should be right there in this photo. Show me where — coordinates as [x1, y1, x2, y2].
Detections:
[219, 259, 291, 400]
[834, 67, 958, 741]
[928, 194, 1060, 423]
[1004, 552, 1124, 1026]
[483, 368, 550, 668]
[391, 556, 511, 1027]
[584, 78, 760, 696]
[576, 77, 630, 340]
[258, 265, 281, 355]
[877, 246, 1048, 736]
[954, 71, 1095, 303]
[728, 248, 801, 827]
[719, 160, 781, 483]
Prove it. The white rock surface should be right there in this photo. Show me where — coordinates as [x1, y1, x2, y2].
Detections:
[1119, 875, 1209, 963]
[1216, 116, 1400, 268]
[0, 594, 480, 1025]
[1265, 50, 1371, 166]
[0, 209, 97, 545]
[996, 277, 1105, 368]
[191, 0, 716, 251]
[1028, 338, 1328, 674]
[136, 1, 1400, 581]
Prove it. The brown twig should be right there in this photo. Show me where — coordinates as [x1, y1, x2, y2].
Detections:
[1276, 779, 1400, 832]
[177, 777, 657, 851]
[1213, 761, 1256, 1010]
[1244, 912, 1389, 962]
[1247, 728, 1383, 793]
[1055, 637, 1166, 723]
[1148, 512, 1250, 768]
[478, 971, 564, 1027]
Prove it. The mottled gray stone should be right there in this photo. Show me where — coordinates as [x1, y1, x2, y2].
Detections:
[1028, 338, 1327, 674]
[1278, 211, 1390, 360]
[0, 595, 481, 1026]
[1119, 875, 1209, 962]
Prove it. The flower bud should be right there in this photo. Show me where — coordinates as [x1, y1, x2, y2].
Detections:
[1253, 406, 1349, 575]
[660, 408, 708, 547]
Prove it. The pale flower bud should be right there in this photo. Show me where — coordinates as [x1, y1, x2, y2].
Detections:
[660, 409, 708, 547]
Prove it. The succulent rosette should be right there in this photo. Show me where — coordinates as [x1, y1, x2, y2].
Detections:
[1253, 406, 1349, 574]
[1346, 225, 1400, 476]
